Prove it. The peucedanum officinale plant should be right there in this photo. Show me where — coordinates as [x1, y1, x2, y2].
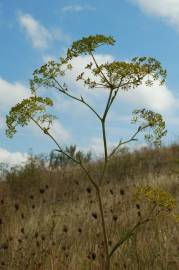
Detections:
[6, 34, 172, 270]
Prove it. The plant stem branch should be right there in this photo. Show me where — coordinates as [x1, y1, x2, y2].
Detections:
[108, 218, 150, 259]
[53, 78, 102, 121]
[108, 125, 149, 159]
[90, 52, 111, 87]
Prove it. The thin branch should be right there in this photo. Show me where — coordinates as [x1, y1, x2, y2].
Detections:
[53, 78, 102, 121]
[79, 78, 106, 88]
[29, 116, 80, 165]
[108, 218, 150, 259]
[29, 116, 104, 195]
[108, 204, 156, 259]
[90, 52, 111, 87]
[108, 125, 149, 159]
[119, 76, 144, 91]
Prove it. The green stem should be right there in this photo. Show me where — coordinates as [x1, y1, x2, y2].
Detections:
[102, 121, 108, 162]
[103, 89, 113, 121]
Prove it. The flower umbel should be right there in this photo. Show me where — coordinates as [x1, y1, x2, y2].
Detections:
[132, 109, 167, 146]
[6, 96, 54, 138]
[135, 186, 176, 211]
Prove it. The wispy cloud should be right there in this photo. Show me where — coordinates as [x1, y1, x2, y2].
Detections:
[62, 4, 95, 12]
[18, 13, 51, 49]
[18, 13, 70, 49]
[133, 0, 179, 30]
[50, 120, 71, 143]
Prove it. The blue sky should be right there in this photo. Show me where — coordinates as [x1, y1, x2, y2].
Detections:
[1, 0, 179, 165]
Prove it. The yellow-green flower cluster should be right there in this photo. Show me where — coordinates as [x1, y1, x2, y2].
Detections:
[132, 109, 167, 146]
[135, 186, 176, 211]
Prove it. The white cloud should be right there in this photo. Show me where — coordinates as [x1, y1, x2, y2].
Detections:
[0, 148, 28, 166]
[18, 13, 70, 49]
[0, 78, 28, 112]
[18, 13, 51, 49]
[0, 116, 5, 129]
[133, 0, 179, 29]
[50, 120, 71, 143]
[119, 81, 177, 112]
[62, 4, 95, 12]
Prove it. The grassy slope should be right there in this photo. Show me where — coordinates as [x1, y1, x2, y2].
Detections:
[0, 145, 179, 269]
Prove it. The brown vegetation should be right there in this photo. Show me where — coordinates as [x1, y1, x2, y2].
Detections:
[0, 145, 179, 269]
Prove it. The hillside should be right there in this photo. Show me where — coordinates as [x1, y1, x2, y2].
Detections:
[0, 145, 179, 269]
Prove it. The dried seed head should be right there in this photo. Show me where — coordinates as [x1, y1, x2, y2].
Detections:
[63, 225, 68, 233]
[91, 252, 96, 260]
[92, 212, 97, 219]
[39, 188, 45, 194]
[41, 235, 45, 241]
[86, 187, 91, 193]
[136, 204, 140, 209]
[74, 180, 79, 185]
[14, 203, 19, 211]
[1, 199, 4, 205]
[108, 240, 112, 246]
[36, 241, 40, 247]
[2, 243, 8, 250]
[113, 215, 118, 221]
[62, 246, 66, 251]
[110, 189, 114, 195]
[78, 228, 82, 233]
[20, 228, 25, 234]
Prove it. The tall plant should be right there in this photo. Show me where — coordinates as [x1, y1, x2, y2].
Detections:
[6, 35, 167, 269]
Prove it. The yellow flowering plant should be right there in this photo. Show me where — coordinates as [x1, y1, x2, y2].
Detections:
[6, 35, 168, 270]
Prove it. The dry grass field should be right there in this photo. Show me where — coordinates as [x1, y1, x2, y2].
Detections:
[0, 145, 179, 269]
